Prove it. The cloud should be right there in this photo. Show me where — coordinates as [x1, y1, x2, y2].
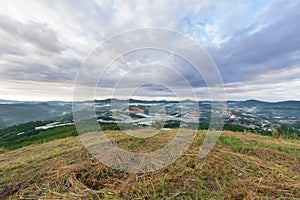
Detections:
[0, 0, 299, 101]
[207, 0, 300, 83]
[0, 15, 66, 54]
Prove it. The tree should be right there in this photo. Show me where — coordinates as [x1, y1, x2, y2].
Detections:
[151, 120, 163, 129]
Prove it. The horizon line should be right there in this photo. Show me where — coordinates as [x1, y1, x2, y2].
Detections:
[0, 98, 299, 104]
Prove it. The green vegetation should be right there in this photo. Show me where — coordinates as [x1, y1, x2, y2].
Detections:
[1, 125, 77, 150]
[223, 122, 300, 139]
[0, 120, 299, 151]
[219, 135, 300, 157]
[0, 121, 50, 149]
[0, 121, 126, 150]
[0, 121, 50, 137]
[151, 120, 163, 129]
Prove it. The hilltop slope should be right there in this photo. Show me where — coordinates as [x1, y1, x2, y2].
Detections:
[0, 130, 299, 199]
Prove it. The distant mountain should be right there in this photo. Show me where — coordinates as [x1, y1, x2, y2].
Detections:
[0, 99, 299, 129]
[0, 101, 72, 129]
[94, 98, 180, 104]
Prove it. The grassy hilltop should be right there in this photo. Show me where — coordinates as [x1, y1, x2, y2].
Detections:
[0, 130, 299, 199]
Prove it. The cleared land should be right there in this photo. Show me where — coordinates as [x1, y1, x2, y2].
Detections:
[0, 130, 299, 199]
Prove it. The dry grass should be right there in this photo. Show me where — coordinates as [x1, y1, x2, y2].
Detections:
[0, 130, 299, 199]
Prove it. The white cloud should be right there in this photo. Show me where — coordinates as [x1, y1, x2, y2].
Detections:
[0, 0, 299, 101]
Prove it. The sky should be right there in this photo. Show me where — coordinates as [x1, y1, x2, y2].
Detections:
[0, 0, 299, 102]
